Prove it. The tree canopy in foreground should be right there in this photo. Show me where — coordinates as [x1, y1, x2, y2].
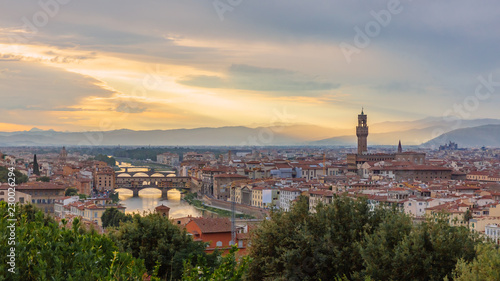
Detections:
[246, 195, 483, 281]
[0, 202, 149, 280]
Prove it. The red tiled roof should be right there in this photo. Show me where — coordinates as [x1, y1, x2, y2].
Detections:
[190, 218, 231, 234]
[0, 182, 66, 190]
[155, 204, 170, 210]
[213, 174, 247, 178]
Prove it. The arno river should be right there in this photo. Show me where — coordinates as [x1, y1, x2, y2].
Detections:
[115, 188, 203, 218]
[114, 161, 204, 218]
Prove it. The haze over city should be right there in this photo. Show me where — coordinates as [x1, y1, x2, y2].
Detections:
[1, 1, 500, 133]
[4, 2, 500, 280]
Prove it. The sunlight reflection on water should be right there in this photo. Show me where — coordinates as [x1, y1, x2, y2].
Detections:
[115, 188, 203, 218]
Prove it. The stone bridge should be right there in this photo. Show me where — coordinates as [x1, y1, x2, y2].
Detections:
[115, 167, 190, 197]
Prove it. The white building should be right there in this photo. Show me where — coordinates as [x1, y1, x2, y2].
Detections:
[157, 152, 180, 166]
[280, 187, 302, 212]
[54, 196, 80, 218]
[485, 224, 500, 244]
[403, 197, 431, 218]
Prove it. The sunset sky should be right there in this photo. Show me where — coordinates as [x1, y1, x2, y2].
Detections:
[1, 1, 499, 132]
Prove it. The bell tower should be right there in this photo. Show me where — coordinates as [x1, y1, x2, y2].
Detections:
[356, 108, 368, 155]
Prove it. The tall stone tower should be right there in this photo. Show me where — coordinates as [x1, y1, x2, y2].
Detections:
[356, 109, 368, 155]
[59, 146, 67, 163]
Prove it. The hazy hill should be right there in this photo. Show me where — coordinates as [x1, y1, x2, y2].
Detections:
[1, 118, 500, 146]
[0, 125, 334, 146]
[370, 117, 500, 133]
[312, 118, 500, 146]
[422, 124, 500, 148]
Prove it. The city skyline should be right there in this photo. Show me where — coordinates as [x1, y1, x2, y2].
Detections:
[1, 1, 500, 132]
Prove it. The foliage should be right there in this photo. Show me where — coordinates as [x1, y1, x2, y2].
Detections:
[72, 146, 222, 162]
[101, 207, 132, 228]
[65, 187, 78, 196]
[463, 209, 473, 224]
[183, 192, 198, 202]
[109, 190, 120, 203]
[246, 195, 480, 281]
[93, 154, 117, 167]
[33, 154, 40, 176]
[110, 212, 216, 280]
[184, 192, 255, 219]
[0, 166, 28, 184]
[359, 212, 478, 281]
[247, 195, 387, 280]
[36, 176, 50, 182]
[0, 202, 149, 280]
[78, 194, 88, 200]
[182, 246, 251, 281]
[356, 208, 413, 280]
[450, 243, 500, 281]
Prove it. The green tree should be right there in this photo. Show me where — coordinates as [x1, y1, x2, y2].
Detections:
[36, 176, 50, 182]
[390, 214, 478, 281]
[0, 202, 151, 280]
[109, 190, 120, 203]
[356, 208, 413, 280]
[450, 243, 500, 281]
[182, 246, 251, 281]
[246, 196, 480, 281]
[101, 207, 132, 228]
[0, 166, 28, 184]
[463, 209, 473, 225]
[110, 212, 214, 280]
[65, 187, 78, 196]
[247, 195, 388, 280]
[33, 154, 40, 176]
[94, 154, 117, 167]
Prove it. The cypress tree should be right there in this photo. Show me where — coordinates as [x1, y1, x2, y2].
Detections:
[33, 154, 40, 176]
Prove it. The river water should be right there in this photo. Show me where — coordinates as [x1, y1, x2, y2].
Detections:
[115, 161, 203, 218]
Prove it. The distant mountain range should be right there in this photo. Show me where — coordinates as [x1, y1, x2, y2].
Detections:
[0, 117, 499, 147]
[0, 125, 339, 146]
[311, 118, 500, 147]
[422, 124, 500, 148]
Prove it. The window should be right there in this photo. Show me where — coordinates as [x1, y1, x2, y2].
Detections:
[216, 241, 222, 247]
[238, 240, 243, 248]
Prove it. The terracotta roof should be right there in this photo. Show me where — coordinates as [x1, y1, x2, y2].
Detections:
[155, 204, 170, 210]
[372, 165, 452, 171]
[0, 182, 66, 190]
[281, 187, 301, 193]
[190, 218, 231, 234]
[213, 173, 247, 178]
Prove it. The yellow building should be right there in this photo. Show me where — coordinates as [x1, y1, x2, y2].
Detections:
[65, 199, 126, 227]
[4, 182, 66, 213]
[82, 202, 125, 227]
[0, 189, 32, 204]
[94, 167, 115, 191]
[425, 202, 470, 227]
[469, 217, 500, 234]
[251, 187, 264, 208]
